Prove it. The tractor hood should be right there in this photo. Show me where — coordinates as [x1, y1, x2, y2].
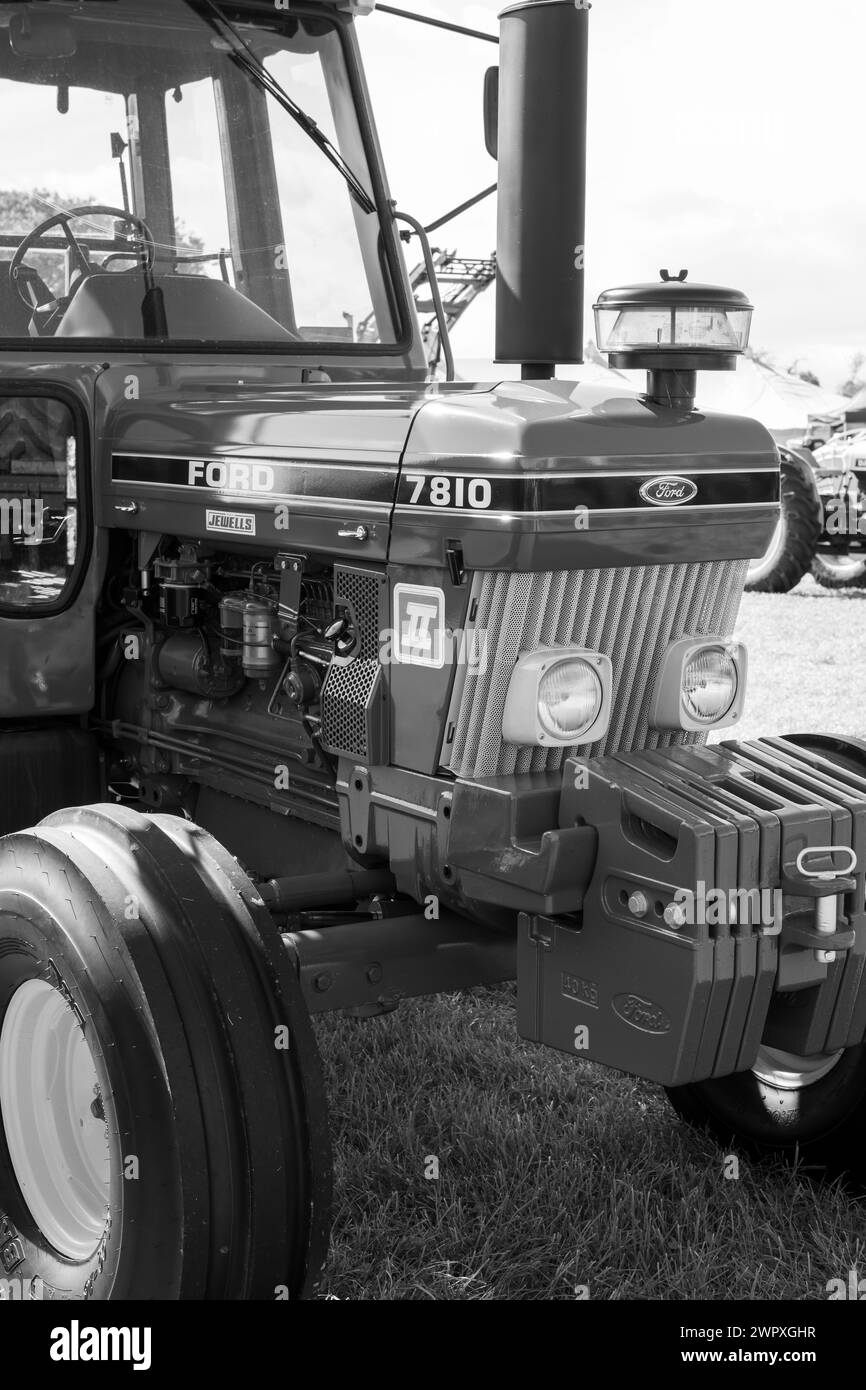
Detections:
[100, 374, 779, 570]
[395, 379, 780, 571]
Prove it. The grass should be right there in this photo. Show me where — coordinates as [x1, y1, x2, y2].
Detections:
[313, 577, 866, 1300]
[724, 575, 866, 743]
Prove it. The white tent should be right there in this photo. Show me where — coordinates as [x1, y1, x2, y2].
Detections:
[699, 360, 847, 436]
[455, 350, 845, 441]
[622, 357, 847, 438]
[454, 356, 636, 391]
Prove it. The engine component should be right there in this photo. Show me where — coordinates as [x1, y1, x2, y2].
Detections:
[242, 598, 281, 678]
[219, 591, 247, 661]
[155, 630, 245, 700]
[153, 545, 213, 626]
[219, 592, 281, 679]
[283, 660, 322, 708]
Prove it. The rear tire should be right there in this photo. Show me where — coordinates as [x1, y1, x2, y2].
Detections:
[666, 1043, 866, 1182]
[0, 803, 331, 1300]
[745, 449, 820, 593]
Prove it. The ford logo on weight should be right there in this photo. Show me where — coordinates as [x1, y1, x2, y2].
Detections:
[639, 475, 698, 507]
[612, 993, 672, 1035]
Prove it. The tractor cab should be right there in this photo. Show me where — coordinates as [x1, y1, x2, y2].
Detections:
[0, 0, 415, 361]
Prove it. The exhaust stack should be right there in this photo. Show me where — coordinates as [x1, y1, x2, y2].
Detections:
[495, 0, 589, 378]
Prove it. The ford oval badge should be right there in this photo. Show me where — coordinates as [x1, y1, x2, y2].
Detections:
[612, 993, 672, 1035]
[639, 475, 698, 507]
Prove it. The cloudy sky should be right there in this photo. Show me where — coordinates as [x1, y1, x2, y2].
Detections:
[359, 0, 866, 388]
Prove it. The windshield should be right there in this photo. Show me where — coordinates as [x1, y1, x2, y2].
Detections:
[0, 0, 399, 348]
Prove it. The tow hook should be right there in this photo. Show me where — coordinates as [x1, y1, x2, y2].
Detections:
[781, 846, 859, 964]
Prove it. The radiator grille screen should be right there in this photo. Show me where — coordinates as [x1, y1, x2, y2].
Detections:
[321, 566, 384, 760]
[444, 560, 749, 779]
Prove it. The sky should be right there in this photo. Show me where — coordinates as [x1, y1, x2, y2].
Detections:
[358, 0, 866, 389]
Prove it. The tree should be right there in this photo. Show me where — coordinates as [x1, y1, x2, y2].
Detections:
[745, 345, 776, 370]
[786, 359, 822, 387]
[839, 352, 866, 399]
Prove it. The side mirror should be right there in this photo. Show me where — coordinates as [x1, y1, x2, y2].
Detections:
[484, 66, 499, 160]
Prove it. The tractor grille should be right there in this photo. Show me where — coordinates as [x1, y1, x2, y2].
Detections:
[444, 560, 749, 779]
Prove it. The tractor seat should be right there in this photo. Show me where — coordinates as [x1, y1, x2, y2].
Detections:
[55, 272, 299, 342]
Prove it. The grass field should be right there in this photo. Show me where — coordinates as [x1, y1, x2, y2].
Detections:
[314, 577, 866, 1301]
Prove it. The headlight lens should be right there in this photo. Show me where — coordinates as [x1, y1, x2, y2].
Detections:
[538, 659, 603, 740]
[681, 646, 738, 723]
[502, 647, 613, 746]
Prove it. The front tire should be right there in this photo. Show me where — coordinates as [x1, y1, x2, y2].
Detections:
[666, 1043, 866, 1181]
[0, 804, 331, 1300]
[811, 553, 866, 589]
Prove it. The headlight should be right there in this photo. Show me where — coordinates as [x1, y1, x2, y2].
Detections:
[651, 637, 747, 732]
[503, 648, 612, 747]
[539, 659, 602, 739]
[681, 646, 738, 724]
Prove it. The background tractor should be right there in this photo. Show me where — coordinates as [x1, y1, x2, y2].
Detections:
[744, 442, 822, 592]
[744, 431, 866, 593]
[1, 0, 866, 1304]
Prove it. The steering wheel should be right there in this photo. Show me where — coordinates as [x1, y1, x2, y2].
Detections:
[9, 205, 157, 327]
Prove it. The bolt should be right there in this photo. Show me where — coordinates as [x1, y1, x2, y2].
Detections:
[313, 972, 332, 993]
[815, 893, 839, 964]
[366, 964, 383, 985]
[664, 902, 688, 930]
[627, 891, 649, 918]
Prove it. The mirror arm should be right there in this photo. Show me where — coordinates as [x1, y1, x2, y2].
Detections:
[424, 184, 497, 237]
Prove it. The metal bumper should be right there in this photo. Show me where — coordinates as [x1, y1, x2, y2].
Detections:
[518, 737, 866, 1086]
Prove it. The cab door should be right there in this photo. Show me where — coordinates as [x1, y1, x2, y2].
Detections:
[0, 372, 100, 717]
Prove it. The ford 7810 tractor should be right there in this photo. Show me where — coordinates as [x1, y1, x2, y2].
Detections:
[1, 0, 866, 1303]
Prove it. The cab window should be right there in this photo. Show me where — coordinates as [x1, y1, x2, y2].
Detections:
[0, 397, 81, 610]
[0, 1, 398, 349]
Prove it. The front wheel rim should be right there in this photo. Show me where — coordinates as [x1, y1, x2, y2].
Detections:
[752, 1044, 844, 1091]
[0, 979, 111, 1260]
[816, 555, 866, 580]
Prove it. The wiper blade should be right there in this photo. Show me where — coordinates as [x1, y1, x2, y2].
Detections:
[185, 0, 376, 216]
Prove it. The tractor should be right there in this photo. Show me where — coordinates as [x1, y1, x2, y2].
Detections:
[1, 0, 866, 1304]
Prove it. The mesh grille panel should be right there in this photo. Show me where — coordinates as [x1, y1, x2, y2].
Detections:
[339, 568, 381, 661]
[322, 659, 379, 759]
[321, 567, 383, 760]
[445, 560, 748, 779]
